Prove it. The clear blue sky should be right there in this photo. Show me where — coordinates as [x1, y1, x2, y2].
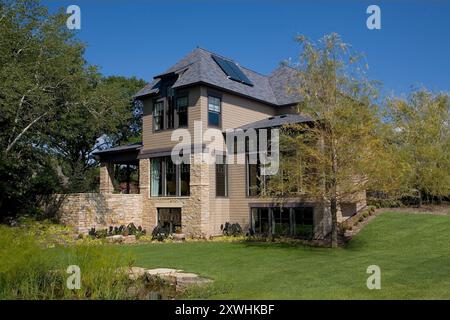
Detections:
[43, 0, 450, 97]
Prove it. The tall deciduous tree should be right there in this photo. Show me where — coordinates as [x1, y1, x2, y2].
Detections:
[0, 0, 145, 216]
[267, 34, 397, 247]
[42, 73, 145, 192]
[385, 90, 450, 205]
[0, 0, 86, 155]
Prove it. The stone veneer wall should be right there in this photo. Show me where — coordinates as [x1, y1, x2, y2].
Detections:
[58, 193, 142, 233]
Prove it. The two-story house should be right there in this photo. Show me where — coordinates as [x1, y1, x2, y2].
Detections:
[80, 47, 366, 239]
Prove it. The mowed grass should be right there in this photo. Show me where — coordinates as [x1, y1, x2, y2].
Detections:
[121, 212, 450, 299]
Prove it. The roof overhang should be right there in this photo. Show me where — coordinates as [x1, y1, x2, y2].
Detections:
[93, 143, 142, 164]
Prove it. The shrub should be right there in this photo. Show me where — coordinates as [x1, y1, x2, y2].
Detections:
[151, 225, 170, 241]
[221, 222, 243, 237]
[88, 223, 146, 239]
[367, 197, 403, 208]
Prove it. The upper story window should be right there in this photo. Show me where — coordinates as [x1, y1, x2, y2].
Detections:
[208, 95, 221, 127]
[153, 93, 189, 131]
[176, 96, 188, 127]
[153, 101, 164, 131]
[167, 97, 174, 129]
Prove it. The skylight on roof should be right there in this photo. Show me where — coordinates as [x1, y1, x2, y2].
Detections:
[211, 54, 254, 86]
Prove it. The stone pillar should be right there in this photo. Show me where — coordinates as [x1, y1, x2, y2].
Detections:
[99, 163, 114, 194]
[188, 152, 210, 237]
[139, 158, 153, 232]
[139, 158, 149, 196]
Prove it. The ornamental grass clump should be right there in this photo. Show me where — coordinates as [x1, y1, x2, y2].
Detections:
[0, 222, 135, 299]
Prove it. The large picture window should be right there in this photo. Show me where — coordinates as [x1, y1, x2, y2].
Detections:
[208, 95, 221, 127]
[150, 157, 190, 197]
[251, 206, 314, 239]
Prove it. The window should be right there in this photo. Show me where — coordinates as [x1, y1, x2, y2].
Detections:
[250, 206, 314, 239]
[272, 207, 290, 235]
[153, 101, 164, 131]
[167, 97, 174, 129]
[208, 95, 221, 127]
[165, 157, 177, 196]
[247, 158, 260, 196]
[293, 207, 313, 238]
[251, 208, 270, 234]
[180, 162, 190, 196]
[157, 208, 181, 234]
[150, 157, 190, 197]
[150, 158, 163, 196]
[245, 152, 274, 196]
[153, 93, 188, 131]
[215, 155, 228, 197]
[176, 96, 188, 127]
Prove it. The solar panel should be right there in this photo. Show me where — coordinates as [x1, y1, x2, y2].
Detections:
[212, 55, 254, 86]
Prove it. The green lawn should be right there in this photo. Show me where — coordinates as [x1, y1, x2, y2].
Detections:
[122, 212, 450, 299]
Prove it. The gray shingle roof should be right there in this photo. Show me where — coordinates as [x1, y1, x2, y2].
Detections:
[237, 114, 311, 131]
[134, 48, 301, 106]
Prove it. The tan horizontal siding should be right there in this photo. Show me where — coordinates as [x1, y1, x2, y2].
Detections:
[221, 93, 276, 130]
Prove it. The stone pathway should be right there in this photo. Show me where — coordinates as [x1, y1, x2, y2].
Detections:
[127, 267, 213, 292]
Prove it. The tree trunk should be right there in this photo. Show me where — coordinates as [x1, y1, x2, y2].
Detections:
[417, 190, 422, 208]
[330, 139, 339, 248]
[330, 196, 338, 248]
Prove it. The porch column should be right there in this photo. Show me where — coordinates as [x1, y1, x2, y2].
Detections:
[139, 158, 149, 195]
[99, 163, 114, 194]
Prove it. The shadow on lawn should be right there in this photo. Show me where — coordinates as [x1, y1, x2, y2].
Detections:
[232, 237, 371, 253]
[234, 240, 333, 251]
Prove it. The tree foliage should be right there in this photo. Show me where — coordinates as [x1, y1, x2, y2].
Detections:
[266, 34, 397, 247]
[0, 0, 145, 218]
[385, 90, 450, 204]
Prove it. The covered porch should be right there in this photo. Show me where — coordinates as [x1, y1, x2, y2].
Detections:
[93, 142, 142, 194]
